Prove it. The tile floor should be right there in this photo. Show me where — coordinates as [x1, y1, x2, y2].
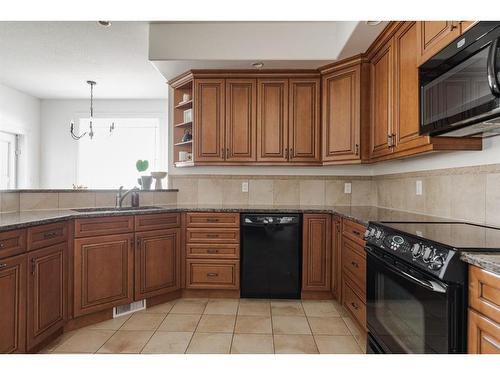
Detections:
[41, 298, 366, 354]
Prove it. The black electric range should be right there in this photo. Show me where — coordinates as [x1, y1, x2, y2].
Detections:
[364, 221, 500, 354]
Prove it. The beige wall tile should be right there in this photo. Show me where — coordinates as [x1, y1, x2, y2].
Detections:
[351, 179, 376, 206]
[153, 191, 177, 205]
[299, 180, 325, 205]
[172, 177, 198, 205]
[137, 192, 154, 206]
[20, 192, 59, 210]
[486, 173, 500, 227]
[449, 173, 486, 224]
[221, 179, 249, 205]
[95, 192, 116, 207]
[1, 192, 20, 212]
[424, 175, 452, 218]
[248, 179, 274, 205]
[273, 179, 299, 205]
[197, 179, 223, 205]
[58, 192, 96, 209]
[325, 180, 350, 205]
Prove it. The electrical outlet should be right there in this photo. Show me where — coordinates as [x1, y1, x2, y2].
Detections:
[416, 180, 423, 196]
[241, 181, 249, 193]
[344, 182, 352, 194]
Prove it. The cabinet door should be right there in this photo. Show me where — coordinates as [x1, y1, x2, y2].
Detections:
[302, 214, 332, 292]
[288, 78, 320, 163]
[417, 21, 461, 65]
[225, 79, 257, 162]
[27, 244, 66, 350]
[135, 229, 181, 300]
[0, 254, 26, 354]
[257, 78, 289, 162]
[194, 79, 225, 162]
[468, 309, 500, 354]
[393, 22, 427, 151]
[74, 233, 134, 317]
[370, 39, 394, 158]
[322, 65, 361, 162]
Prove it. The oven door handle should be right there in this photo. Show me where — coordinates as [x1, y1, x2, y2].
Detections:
[487, 36, 500, 97]
[365, 246, 448, 294]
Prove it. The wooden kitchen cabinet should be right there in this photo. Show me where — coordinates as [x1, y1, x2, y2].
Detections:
[288, 78, 321, 163]
[257, 78, 289, 162]
[331, 216, 342, 300]
[225, 79, 257, 162]
[302, 214, 332, 292]
[134, 229, 181, 300]
[416, 21, 461, 65]
[468, 308, 500, 354]
[321, 57, 369, 163]
[0, 254, 26, 354]
[194, 78, 226, 162]
[73, 233, 134, 317]
[27, 243, 66, 351]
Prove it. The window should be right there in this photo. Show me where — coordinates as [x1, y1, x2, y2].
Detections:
[77, 118, 160, 189]
[0, 131, 18, 189]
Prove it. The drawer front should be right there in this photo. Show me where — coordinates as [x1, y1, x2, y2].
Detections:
[134, 213, 180, 232]
[343, 219, 366, 245]
[0, 229, 27, 259]
[342, 237, 366, 294]
[75, 216, 134, 238]
[468, 308, 500, 354]
[469, 266, 500, 324]
[343, 274, 366, 330]
[186, 260, 240, 290]
[27, 222, 68, 251]
[186, 228, 240, 243]
[186, 212, 240, 228]
[186, 243, 240, 259]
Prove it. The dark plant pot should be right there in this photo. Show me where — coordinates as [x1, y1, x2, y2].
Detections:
[137, 176, 153, 190]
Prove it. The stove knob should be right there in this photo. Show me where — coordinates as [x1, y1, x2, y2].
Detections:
[430, 255, 445, 270]
[422, 247, 434, 263]
[375, 229, 382, 239]
[411, 243, 422, 258]
[364, 229, 371, 239]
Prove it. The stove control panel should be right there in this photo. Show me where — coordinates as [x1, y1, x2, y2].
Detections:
[365, 223, 455, 278]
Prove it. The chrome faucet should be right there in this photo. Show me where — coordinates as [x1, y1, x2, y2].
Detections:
[115, 186, 140, 208]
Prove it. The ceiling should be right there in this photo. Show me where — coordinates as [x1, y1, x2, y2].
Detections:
[0, 21, 169, 99]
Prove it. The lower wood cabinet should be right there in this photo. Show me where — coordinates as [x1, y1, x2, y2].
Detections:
[0, 254, 27, 354]
[331, 216, 342, 300]
[302, 214, 332, 292]
[27, 243, 66, 350]
[134, 229, 181, 300]
[185, 259, 240, 290]
[73, 233, 134, 317]
[468, 308, 500, 354]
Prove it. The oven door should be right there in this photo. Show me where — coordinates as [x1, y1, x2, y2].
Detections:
[366, 246, 463, 354]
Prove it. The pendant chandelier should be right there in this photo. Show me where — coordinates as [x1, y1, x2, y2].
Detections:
[70, 80, 115, 140]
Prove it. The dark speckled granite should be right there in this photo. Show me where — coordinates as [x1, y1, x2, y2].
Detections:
[460, 253, 500, 275]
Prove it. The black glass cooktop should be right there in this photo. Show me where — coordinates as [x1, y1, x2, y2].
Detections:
[379, 222, 500, 251]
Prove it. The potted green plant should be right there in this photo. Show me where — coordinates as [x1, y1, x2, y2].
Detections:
[136, 159, 152, 190]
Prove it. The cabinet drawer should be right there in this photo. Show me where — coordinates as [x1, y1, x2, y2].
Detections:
[468, 308, 500, 354]
[186, 212, 240, 228]
[342, 237, 366, 294]
[186, 260, 240, 290]
[0, 229, 26, 259]
[343, 219, 366, 245]
[134, 213, 180, 232]
[186, 243, 240, 259]
[186, 228, 240, 243]
[342, 274, 366, 330]
[27, 222, 68, 251]
[75, 216, 134, 238]
[469, 266, 500, 324]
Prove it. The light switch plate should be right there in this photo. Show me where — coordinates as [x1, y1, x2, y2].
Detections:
[242, 181, 249, 193]
[344, 182, 352, 194]
[416, 180, 423, 196]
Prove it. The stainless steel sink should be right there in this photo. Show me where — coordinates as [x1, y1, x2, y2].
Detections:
[72, 206, 162, 213]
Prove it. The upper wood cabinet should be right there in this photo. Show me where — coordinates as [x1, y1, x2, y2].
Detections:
[288, 78, 321, 163]
[0, 254, 26, 354]
[134, 229, 181, 300]
[321, 57, 369, 163]
[27, 243, 66, 351]
[194, 79, 226, 162]
[257, 78, 289, 162]
[225, 79, 257, 162]
[302, 214, 331, 292]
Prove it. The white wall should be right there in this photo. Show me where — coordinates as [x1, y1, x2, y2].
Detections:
[40, 99, 169, 188]
[0, 82, 40, 188]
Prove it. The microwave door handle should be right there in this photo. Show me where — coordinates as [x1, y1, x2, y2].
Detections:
[487, 37, 500, 97]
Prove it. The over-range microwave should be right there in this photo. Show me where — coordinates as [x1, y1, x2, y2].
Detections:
[419, 21, 500, 138]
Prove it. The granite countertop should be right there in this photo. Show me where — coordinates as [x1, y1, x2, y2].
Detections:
[460, 252, 500, 275]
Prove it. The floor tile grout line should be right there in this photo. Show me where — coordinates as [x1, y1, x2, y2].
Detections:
[301, 300, 320, 354]
[228, 300, 240, 354]
[139, 300, 178, 354]
[183, 299, 207, 353]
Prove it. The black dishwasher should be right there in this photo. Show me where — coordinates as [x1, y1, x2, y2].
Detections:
[240, 213, 301, 299]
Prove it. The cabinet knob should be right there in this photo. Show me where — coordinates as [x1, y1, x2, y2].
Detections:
[0, 263, 7, 269]
[355, 144, 359, 156]
[351, 302, 359, 310]
[207, 272, 218, 277]
[285, 148, 289, 159]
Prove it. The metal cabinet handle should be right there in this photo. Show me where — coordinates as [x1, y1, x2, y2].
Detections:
[207, 272, 218, 277]
[31, 258, 36, 275]
[285, 148, 289, 159]
[206, 234, 219, 238]
[351, 302, 359, 310]
[352, 230, 361, 236]
[351, 261, 359, 268]
[206, 218, 219, 223]
[0, 263, 7, 269]
[391, 133, 396, 148]
[206, 249, 219, 254]
[221, 148, 225, 159]
[43, 231, 57, 239]
[387, 134, 392, 147]
[449, 22, 458, 31]
[487, 36, 500, 97]
[289, 148, 293, 160]
[355, 144, 359, 156]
